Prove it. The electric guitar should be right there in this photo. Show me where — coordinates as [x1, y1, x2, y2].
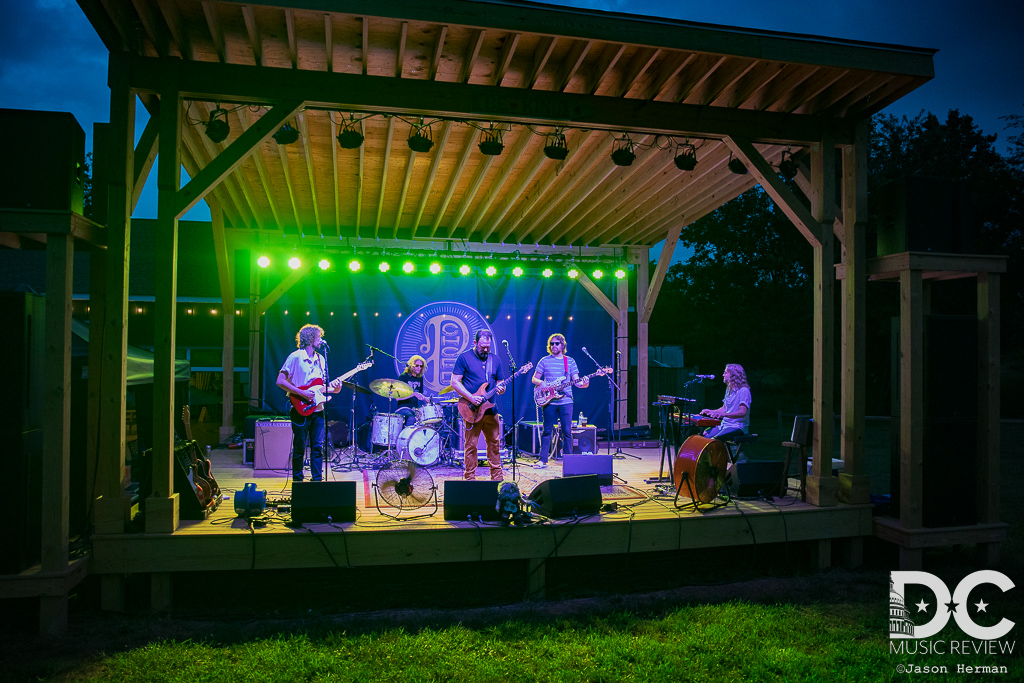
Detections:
[456, 362, 533, 425]
[182, 406, 219, 500]
[289, 361, 373, 416]
[533, 366, 612, 407]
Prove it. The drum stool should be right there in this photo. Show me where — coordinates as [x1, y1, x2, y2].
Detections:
[723, 432, 758, 464]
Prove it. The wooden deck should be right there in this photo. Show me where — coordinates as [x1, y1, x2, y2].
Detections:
[91, 443, 873, 606]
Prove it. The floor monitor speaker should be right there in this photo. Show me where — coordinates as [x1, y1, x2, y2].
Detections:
[562, 455, 613, 485]
[733, 460, 786, 499]
[291, 481, 356, 524]
[528, 474, 602, 518]
[443, 480, 500, 521]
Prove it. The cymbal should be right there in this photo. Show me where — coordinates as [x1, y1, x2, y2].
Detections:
[432, 398, 459, 404]
[341, 380, 371, 395]
[439, 384, 455, 394]
[368, 378, 414, 399]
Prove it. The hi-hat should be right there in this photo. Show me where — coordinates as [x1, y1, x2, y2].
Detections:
[341, 380, 371, 395]
[438, 384, 456, 394]
[368, 378, 414, 399]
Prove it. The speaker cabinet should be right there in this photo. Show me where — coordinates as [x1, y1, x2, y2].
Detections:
[0, 109, 85, 213]
[443, 480, 500, 521]
[571, 425, 598, 453]
[255, 419, 292, 470]
[562, 455, 613, 485]
[733, 461, 787, 499]
[528, 475, 602, 518]
[291, 481, 356, 524]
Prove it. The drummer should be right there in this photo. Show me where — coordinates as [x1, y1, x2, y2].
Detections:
[395, 355, 431, 425]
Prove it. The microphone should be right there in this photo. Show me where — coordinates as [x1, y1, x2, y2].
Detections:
[696, 374, 716, 380]
[502, 339, 509, 346]
[321, 341, 331, 353]
[581, 346, 587, 353]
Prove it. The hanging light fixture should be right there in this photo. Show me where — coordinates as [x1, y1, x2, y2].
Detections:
[273, 123, 299, 145]
[610, 135, 636, 167]
[728, 154, 748, 175]
[673, 143, 697, 171]
[543, 130, 568, 160]
[408, 120, 434, 153]
[777, 150, 798, 180]
[336, 115, 364, 149]
[478, 125, 505, 156]
[204, 107, 230, 143]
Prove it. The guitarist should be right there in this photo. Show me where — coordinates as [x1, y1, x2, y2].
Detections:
[531, 333, 589, 469]
[276, 324, 338, 482]
[450, 330, 506, 481]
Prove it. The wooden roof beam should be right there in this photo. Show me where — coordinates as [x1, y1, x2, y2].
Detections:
[640, 51, 694, 101]
[129, 0, 171, 57]
[613, 47, 660, 98]
[155, 0, 193, 59]
[242, 5, 263, 66]
[428, 126, 480, 238]
[587, 43, 625, 95]
[274, 138, 304, 234]
[459, 29, 486, 83]
[329, 112, 340, 235]
[724, 135, 821, 247]
[396, 22, 408, 78]
[201, 1, 226, 63]
[492, 32, 520, 86]
[132, 113, 159, 213]
[296, 111, 322, 237]
[373, 117, 396, 237]
[410, 121, 454, 238]
[640, 225, 681, 323]
[236, 106, 285, 230]
[574, 270, 618, 320]
[393, 145, 418, 238]
[446, 148, 496, 239]
[285, 9, 298, 69]
[525, 36, 557, 89]
[428, 25, 448, 80]
[557, 39, 593, 92]
[465, 128, 534, 237]
[178, 134, 242, 229]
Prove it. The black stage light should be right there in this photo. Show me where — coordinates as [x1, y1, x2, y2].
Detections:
[778, 151, 798, 180]
[204, 108, 230, 143]
[674, 145, 697, 171]
[611, 136, 635, 167]
[273, 123, 299, 145]
[543, 132, 568, 160]
[479, 127, 504, 156]
[408, 128, 433, 153]
[337, 127, 364, 149]
[728, 156, 748, 174]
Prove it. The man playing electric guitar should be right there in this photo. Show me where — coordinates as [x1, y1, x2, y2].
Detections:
[451, 330, 520, 481]
[277, 324, 369, 482]
[531, 333, 600, 468]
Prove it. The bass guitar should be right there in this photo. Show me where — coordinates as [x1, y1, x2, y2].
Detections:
[182, 406, 219, 501]
[456, 362, 533, 425]
[533, 367, 612, 407]
[289, 361, 373, 416]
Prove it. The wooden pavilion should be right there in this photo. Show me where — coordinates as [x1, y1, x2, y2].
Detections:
[0, 0, 1005, 635]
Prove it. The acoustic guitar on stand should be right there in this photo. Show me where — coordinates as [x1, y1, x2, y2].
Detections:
[456, 362, 533, 425]
[533, 367, 612, 407]
[289, 361, 373, 416]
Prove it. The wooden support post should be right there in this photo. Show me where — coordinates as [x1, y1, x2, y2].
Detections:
[527, 558, 545, 600]
[148, 58, 182, 533]
[101, 574, 125, 613]
[616, 272, 629, 429]
[841, 537, 864, 569]
[977, 271, 1001, 565]
[151, 572, 173, 612]
[635, 247, 650, 427]
[899, 269, 924, 569]
[87, 123, 110, 532]
[249, 261, 262, 409]
[39, 232, 73, 636]
[839, 122, 869, 504]
[807, 138, 837, 507]
[211, 208, 235, 441]
[813, 539, 832, 570]
[95, 53, 134, 538]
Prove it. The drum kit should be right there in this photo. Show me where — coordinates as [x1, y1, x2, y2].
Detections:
[364, 377, 461, 467]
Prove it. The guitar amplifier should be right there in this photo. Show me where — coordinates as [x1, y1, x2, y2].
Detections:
[456, 415, 508, 458]
[516, 422, 597, 455]
[254, 419, 292, 470]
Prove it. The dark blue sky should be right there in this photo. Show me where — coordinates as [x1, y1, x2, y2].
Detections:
[1, 0, 1021, 233]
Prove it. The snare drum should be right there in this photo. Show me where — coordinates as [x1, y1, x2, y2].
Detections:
[371, 413, 404, 446]
[414, 403, 444, 425]
[397, 425, 440, 466]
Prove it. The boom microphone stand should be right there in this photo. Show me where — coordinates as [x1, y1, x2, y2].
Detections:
[501, 340, 520, 482]
[582, 346, 638, 460]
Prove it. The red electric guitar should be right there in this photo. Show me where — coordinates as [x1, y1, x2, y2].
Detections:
[533, 366, 612, 407]
[289, 361, 372, 416]
[456, 362, 533, 425]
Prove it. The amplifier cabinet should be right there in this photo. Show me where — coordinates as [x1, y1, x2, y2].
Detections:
[254, 419, 292, 470]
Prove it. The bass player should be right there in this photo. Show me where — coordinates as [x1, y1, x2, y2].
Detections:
[450, 330, 507, 481]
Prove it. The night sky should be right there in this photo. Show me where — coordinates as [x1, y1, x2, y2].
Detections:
[1, 0, 1021, 227]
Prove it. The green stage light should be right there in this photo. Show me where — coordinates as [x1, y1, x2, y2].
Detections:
[347, 259, 361, 272]
[592, 268, 604, 279]
[429, 262, 442, 275]
[378, 261, 391, 273]
[485, 265, 498, 277]
[257, 255, 270, 268]
[512, 266, 524, 277]
[288, 256, 301, 269]
[459, 264, 471, 275]
[319, 258, 331, 271]
[402, 261, 415, 274]
[614, 267, 626, 279]
[542, 267, 553, 278]
[567, 267, 579, 279]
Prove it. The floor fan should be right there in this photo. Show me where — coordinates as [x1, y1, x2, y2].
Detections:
[673, 435, 730, 511]
[373, 458, 438, 520]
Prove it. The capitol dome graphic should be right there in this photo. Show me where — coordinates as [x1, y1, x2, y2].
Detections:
[889, 577, 915, 638]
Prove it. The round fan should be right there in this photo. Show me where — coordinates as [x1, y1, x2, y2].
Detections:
[674, 435, 729, 504]
[375, 458, 435, 511]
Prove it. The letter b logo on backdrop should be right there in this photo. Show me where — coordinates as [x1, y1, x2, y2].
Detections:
[890, 570, 1015, 640]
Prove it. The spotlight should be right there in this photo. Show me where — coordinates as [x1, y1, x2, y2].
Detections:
[348, 259, 361, 272]
[319, 258, 332, 271]
[592, 268, 604, 279]
[512, 266, 524, 277]
[777, 150, 798, 180]
[542, 267, 553, 278]
[429, 262, 442, 275]
[459, 264, 471, 275]
[378, 261, 391, 273]
[673, 144, 697, 171]
[614, 267, 626, 279]
[402, 261, 415, 274]
[408, 123, 433, 153]
[257, 255, 270, 268]
[567, 267, 579, 279]
[204, 107, 230, 143]
[288, 256, 301, 269]
[543, 132, 568, 160]
[611, 136, 636, 167]
[337, 117, 364, 149]
[728, 155, 748, 174]
[273, 123, 299, 145]
[478, 126, 504, 156]
[485, 265, 498, 277]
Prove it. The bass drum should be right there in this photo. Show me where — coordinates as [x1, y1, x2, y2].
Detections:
[674, 435, 729, 503]
[397, 425, 441, 466]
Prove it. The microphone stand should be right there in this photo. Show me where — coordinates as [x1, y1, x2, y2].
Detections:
[338, 350, 374, 473]
[320, 343, 335, 474]
[502, 342, 520, 482]
[582, 347, 638, 460]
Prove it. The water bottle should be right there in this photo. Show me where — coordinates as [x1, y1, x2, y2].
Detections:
[578, 412, 584, 427]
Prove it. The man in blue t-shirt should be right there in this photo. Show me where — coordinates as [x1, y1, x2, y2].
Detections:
[450, 330, 506, 481]
[531, 333, 589, 468]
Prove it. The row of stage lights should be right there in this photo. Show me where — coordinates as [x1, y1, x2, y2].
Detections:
[255, 255, 627, 280]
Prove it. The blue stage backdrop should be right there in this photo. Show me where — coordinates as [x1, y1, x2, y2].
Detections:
[262, 270, 616, 437]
